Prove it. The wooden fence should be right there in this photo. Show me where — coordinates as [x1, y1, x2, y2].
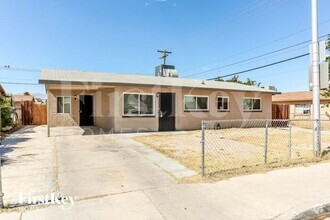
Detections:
[272, 104, 290, 119]
[21, 101, 47, 125]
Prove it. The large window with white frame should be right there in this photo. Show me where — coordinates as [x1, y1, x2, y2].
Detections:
[57, 96, 71, 113]
[295, 104, 311, 115]
[123, 93, 155, 116]
[217, 96, 229, 111]
[184, 95, 209, 111]
[243, 97, 262, 112]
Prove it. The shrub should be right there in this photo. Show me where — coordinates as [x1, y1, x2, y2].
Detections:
[0, 98, 12, 127]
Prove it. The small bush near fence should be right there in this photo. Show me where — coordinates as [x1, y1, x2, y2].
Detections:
[0, 98, 12, 127]
[202, 119, 330, 177]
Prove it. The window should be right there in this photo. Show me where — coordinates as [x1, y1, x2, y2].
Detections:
[57, 97, 71, 113]
[123, 93, 154, 116]
[184, 95, 209, 111]
[217, 96, 229, 111]
[243, 98, 262, 111]
[295, 104, 311, 115]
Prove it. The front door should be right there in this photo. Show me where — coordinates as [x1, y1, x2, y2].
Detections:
[79, 95, 94, 126]
[159, 93, 175, 131]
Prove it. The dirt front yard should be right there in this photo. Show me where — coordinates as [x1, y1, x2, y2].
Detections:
[134, 126, 330, 179]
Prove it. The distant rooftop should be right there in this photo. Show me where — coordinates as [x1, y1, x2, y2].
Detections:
[39, 69, 280, 94]
[12, 95, 35, 102]
[273, 91, 330, 103]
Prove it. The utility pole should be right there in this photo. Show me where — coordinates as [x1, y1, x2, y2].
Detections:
[157, 50, 172, 65]
[311, 0, 321, 156]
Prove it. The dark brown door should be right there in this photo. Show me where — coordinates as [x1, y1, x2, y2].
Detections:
[159, 93, 175, 131]
[79, 95, 94, 126]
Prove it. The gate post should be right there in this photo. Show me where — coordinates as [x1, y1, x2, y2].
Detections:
[201, 120, 206, 177]
[288, 120, 292, 160]
[264, 119, 269, 164]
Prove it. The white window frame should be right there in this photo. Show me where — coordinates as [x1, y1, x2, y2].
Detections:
[217, 96, 230, 112]
[243, 97, 262, 112]
[122, 92, 155, 117]
[295, 104, 311, 115]
[184, 95, 209, 111]
[56, 96, 71, 114]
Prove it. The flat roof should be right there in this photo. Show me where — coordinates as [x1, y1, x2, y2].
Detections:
[39, 69, 280, 94]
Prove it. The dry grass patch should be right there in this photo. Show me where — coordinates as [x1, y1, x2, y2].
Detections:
[134, 132, 201, 172]
[134, 127, 330, 183]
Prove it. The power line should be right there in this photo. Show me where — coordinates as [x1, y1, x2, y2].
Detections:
[207, 53, 309, 80]
[246, 67, 306, 79]
[185, 34, 328, 78]
[181, 0, 286, 49]
[230, 44, 308, 69]
[181, 18, 330, 75]
[0, 77, 39, 81]
[0, 81, 42, 86]
[0, 67, 41, 73]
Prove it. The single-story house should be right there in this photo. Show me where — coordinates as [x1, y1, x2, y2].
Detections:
[39, 69, 279, 133]
[272, 91, 330, 120]
[12, 94, 35, 120]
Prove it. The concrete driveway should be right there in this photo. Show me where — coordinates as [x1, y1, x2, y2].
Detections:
[0, 126, 57, 205]
[1, 126, 330, 220]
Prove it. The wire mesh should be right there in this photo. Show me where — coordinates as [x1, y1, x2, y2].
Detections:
[202, 119, 328, 176]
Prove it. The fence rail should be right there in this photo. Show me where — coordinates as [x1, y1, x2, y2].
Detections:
[201, 119, 329, 176]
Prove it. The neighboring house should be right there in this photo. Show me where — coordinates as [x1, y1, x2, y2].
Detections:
[12, 94, 35, 120]
[272, 91, 330, 120]
[39, 69, 279, 133]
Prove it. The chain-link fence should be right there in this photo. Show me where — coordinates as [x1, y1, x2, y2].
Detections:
[201, 119, 330, 176]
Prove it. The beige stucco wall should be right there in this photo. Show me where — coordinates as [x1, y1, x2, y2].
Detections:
[48, 85, 273, 132]
[113, 86, 272, 132]
[48, 89, 97, 127]
[94, 88, 115, 130]
[286, 102, 330, 120]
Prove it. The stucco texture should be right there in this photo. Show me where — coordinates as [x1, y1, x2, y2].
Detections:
[47, 85, 273, 132]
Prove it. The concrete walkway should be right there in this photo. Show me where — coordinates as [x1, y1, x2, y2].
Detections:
[1, 126, 330, 219]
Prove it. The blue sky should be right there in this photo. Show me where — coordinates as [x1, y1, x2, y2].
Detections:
[0, 0, 329, 96]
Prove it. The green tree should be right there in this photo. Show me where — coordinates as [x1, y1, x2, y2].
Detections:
[215, 75, 261, 87]
[23, 91, 30, 96]
[0, 98, 12, 127]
